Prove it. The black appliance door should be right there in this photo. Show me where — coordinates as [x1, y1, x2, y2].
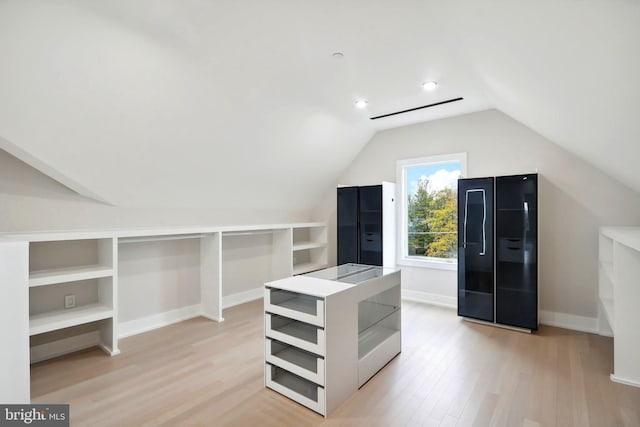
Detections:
[358, 185, 383, 266]
[495, 174, 538, 330]
[337, 187, 359, 265]
[458, 177, 494, 322]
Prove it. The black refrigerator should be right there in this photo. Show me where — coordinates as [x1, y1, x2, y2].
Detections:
[337, 185, 384, 266]
[458, 174, 538, 330]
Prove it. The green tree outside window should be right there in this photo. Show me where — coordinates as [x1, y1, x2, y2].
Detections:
[407, 176, 458, 259]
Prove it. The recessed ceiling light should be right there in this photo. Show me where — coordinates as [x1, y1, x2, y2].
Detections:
[355, 99, 368, 109]
[422, 81, 438, 91]
[332, 52, 344, 59]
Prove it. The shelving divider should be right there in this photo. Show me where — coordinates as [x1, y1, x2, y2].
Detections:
[100, 238, 118, 355]
[200, 232, 223, 322]
[272, 228, 293, 280]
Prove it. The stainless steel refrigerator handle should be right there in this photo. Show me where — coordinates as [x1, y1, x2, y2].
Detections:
[463, 189, 487, 255]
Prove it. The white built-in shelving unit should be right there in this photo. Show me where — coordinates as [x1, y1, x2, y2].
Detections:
[292, 225, 328, 275]
[264, 264, 401, 416]
[0, 221, 326, 404]
[598, 227, 640, 388]
[28, 238, 119, 356]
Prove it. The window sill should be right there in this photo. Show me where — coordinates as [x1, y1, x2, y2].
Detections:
[397, 257, 457, 271]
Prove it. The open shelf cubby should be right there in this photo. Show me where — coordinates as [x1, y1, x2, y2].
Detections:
[29, 239, 114, 279]
[292, 226, 328, 275]
[27, 238, 118, 361]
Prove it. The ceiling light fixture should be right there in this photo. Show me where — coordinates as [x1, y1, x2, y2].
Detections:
[355, 99, 368, 109]
[422, 81, 438, 91]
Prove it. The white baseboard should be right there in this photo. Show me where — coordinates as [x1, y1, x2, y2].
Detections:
[118, 289, 264, 338]
[402, 289, 456, 309]
[117, 293, 601, 338]
[30, 331, 100, 364]
[222, 287, 263, 309]
[119, 304, 202, 338]
[98, 344, 120, 357]
[611, 374, 640, 388]
[30, 291, 606, 364]
[402, 291, 601, 335]
[538, 310, 599, 334]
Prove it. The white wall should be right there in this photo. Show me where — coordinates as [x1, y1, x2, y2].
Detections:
[0, 148, 309, 232]
[118, 240, 201, 322]
[222, 234, 275, 297]
[1, 148, 307, 351]
[313, 109, 640, 325]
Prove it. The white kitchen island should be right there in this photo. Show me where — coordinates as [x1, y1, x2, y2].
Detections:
[264, 264, 401, 416]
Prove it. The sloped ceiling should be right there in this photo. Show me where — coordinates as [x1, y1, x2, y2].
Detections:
[0, 0, 638, 213]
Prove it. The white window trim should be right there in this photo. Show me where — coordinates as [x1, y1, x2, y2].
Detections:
[396, 152, 467, 271]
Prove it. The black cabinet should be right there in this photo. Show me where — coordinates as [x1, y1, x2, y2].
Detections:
[458, 177, 494, 323]
[495, 174, 538, 330]
[337, 187, 359, 265]
[337, 185, 392, 267]
[458, 174, 538, 331]
[358, 186, 383, 266]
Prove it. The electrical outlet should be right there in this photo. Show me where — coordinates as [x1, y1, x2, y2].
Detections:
[64, 294, 76, 309]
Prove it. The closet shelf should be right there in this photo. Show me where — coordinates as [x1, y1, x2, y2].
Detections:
[293, 242, 327, 251]
[358, 323, 399, 360]
[358, 301, 398, 334]
[293, 262, 328, 276]
[29, 265, 113, 287]
[30, 304, 113, 336]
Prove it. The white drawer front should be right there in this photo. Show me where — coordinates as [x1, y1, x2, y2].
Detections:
[265, 288, 325, 327]
[265, 313, 326, 356]
[265, 363, 326, 416]
[266, 339, 325, 386]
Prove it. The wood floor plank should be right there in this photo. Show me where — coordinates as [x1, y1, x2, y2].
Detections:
[29, 300, 640, 426]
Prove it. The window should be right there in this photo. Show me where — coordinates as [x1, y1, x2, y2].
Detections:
[396, 153, 467, 269]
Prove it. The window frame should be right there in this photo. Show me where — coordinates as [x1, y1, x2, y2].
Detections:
[396, 152, 467, 270]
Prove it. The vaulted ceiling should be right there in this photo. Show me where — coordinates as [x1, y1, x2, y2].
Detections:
[0, 0, 638, 212]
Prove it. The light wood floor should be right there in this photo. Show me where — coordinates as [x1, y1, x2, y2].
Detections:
[31, 300, 640, 426]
